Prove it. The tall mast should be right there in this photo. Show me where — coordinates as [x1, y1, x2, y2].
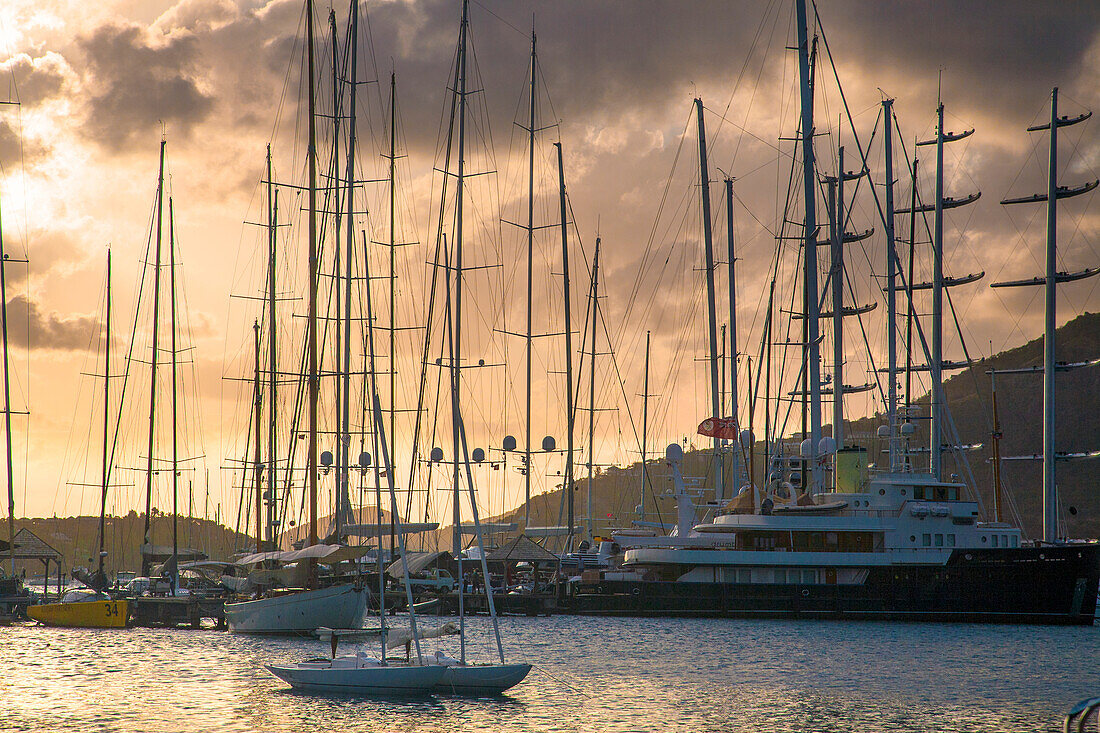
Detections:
[1041, 91, 1058, 541]
[555, 141, 576, 548]
[386, 63, 397, 526]
[904, 157, 918, 438]
[265, 146, 278, 547]
[639, 330, 650, 516]
[306, 0, 319, 570]
[329, 8, 345, 540]
[585, 238, 600, 538]
[451, 0, 468, 565]
[694, 98, 724, 501]
[169, 197, 179, 591]
[253, 319, 262, 552]
[907, 98, 979, 479]
[929, 102, 945, 480]
[451, 0, 469, 663]
[142, 138, 166, 577]
[882, 98, 898, 471]
[0, 195, 11, 576]
[341, 1, 358, 540]
[993, 87, 1097, 542]
[97, 250, 112, 581]
[725, 178, 740, 492]
[829, 150, 843, 451]
[795, 0, 822, 492]
[524, 30, 536, 530]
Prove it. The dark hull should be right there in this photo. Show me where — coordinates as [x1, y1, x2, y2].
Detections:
[564, 544, 1100, 625]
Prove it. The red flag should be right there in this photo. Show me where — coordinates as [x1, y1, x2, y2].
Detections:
[697, 417, 739, 440]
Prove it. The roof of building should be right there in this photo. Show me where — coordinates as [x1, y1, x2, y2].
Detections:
[486, 535, 559, 564]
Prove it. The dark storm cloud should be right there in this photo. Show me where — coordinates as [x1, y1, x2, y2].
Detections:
[76, 23, 214, 151]
[0, 53, 70, 106]
[6, 295, 102, 352]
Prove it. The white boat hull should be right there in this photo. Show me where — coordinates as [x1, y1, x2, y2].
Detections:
[226, 584, 369, 634]
[435, 663, 532, 695]
[266, 661, 445, 695]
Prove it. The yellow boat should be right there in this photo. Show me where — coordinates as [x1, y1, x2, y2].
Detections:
[28, 594, 129, 629]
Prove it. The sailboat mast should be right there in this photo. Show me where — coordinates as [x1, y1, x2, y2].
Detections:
[639, 330, 650, 515]
[0, 195, 11, 575]
[830, 149, 844, 451]
[725, 178, 740, 490]
[142, 138, 166, 577]
[930, 102, 945, 480]
[329, 8, 345, 541]
[524, 30, 536, 530]
[882, 98, 899, 471]
[98, 251, 112, 580]
[694, 98, 724, 502]
[555, 141, 575, 548]
[253, 319, 263, 552]
[306, 0, 320, 569]
[453, 0, 469, 663]
[169, 197, 179, 589]
[342, 1, 358, 541]
[386, 65, 397, 532]
[266, 146, 278, 547]
[586, 238, 600, 538]
[904, 158, 919, 436]
[795, 0, 823, 492]
[1041, 89, 1059, 542]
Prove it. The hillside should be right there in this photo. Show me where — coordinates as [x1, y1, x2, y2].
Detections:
[470, 312, 1100, 544]
[5, 512, 252, 579]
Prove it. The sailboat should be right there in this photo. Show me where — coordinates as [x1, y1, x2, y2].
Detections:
[419, 0, 530, 694]
[28, 252, 129, 629]
[265, 152, 443, 691]
[224, 0, 369, 635]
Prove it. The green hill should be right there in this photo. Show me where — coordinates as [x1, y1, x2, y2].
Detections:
[472, 312, 1100, 544]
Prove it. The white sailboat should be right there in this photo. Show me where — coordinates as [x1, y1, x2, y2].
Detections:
[424, 0, 530, 695]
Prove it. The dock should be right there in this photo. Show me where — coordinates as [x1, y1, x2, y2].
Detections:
[129, 596, 226, 628]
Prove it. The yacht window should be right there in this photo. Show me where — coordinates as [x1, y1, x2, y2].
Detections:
[1012, 536, 1019, 548]
[947, 534, 956, 547]
[991, 535, 998, 548]
[802, 569, 816, 584]
[934, 534, 943, 547]
[922, 534, 931, 547]
[788, 569, 801, 584]
[737, 569, 752, 583]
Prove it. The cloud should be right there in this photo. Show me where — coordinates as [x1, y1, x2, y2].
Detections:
[76, 23, 214, 151]
[6, 294, 102, 351]
[0, 51, 72, 106]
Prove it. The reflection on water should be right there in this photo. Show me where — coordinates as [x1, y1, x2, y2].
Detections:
[0, 615, 1096, 732]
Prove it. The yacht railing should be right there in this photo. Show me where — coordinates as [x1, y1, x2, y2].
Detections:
[1065, 696, 1100, 732]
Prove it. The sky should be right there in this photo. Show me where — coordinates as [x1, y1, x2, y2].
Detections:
[1, 0, 1100, 533]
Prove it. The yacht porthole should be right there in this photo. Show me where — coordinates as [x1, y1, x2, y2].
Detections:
[879, 489, 886, 496]
[965, 554, 973, 560]
[901, 489, 906, 495]
[801, 589, 809, 597]
[981, 536, 987, 543]
[910, 535, 916, 542]
[1039, 554, 1045, 560]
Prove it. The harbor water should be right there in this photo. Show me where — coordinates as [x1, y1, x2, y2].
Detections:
[2, 614, 1097, 732]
